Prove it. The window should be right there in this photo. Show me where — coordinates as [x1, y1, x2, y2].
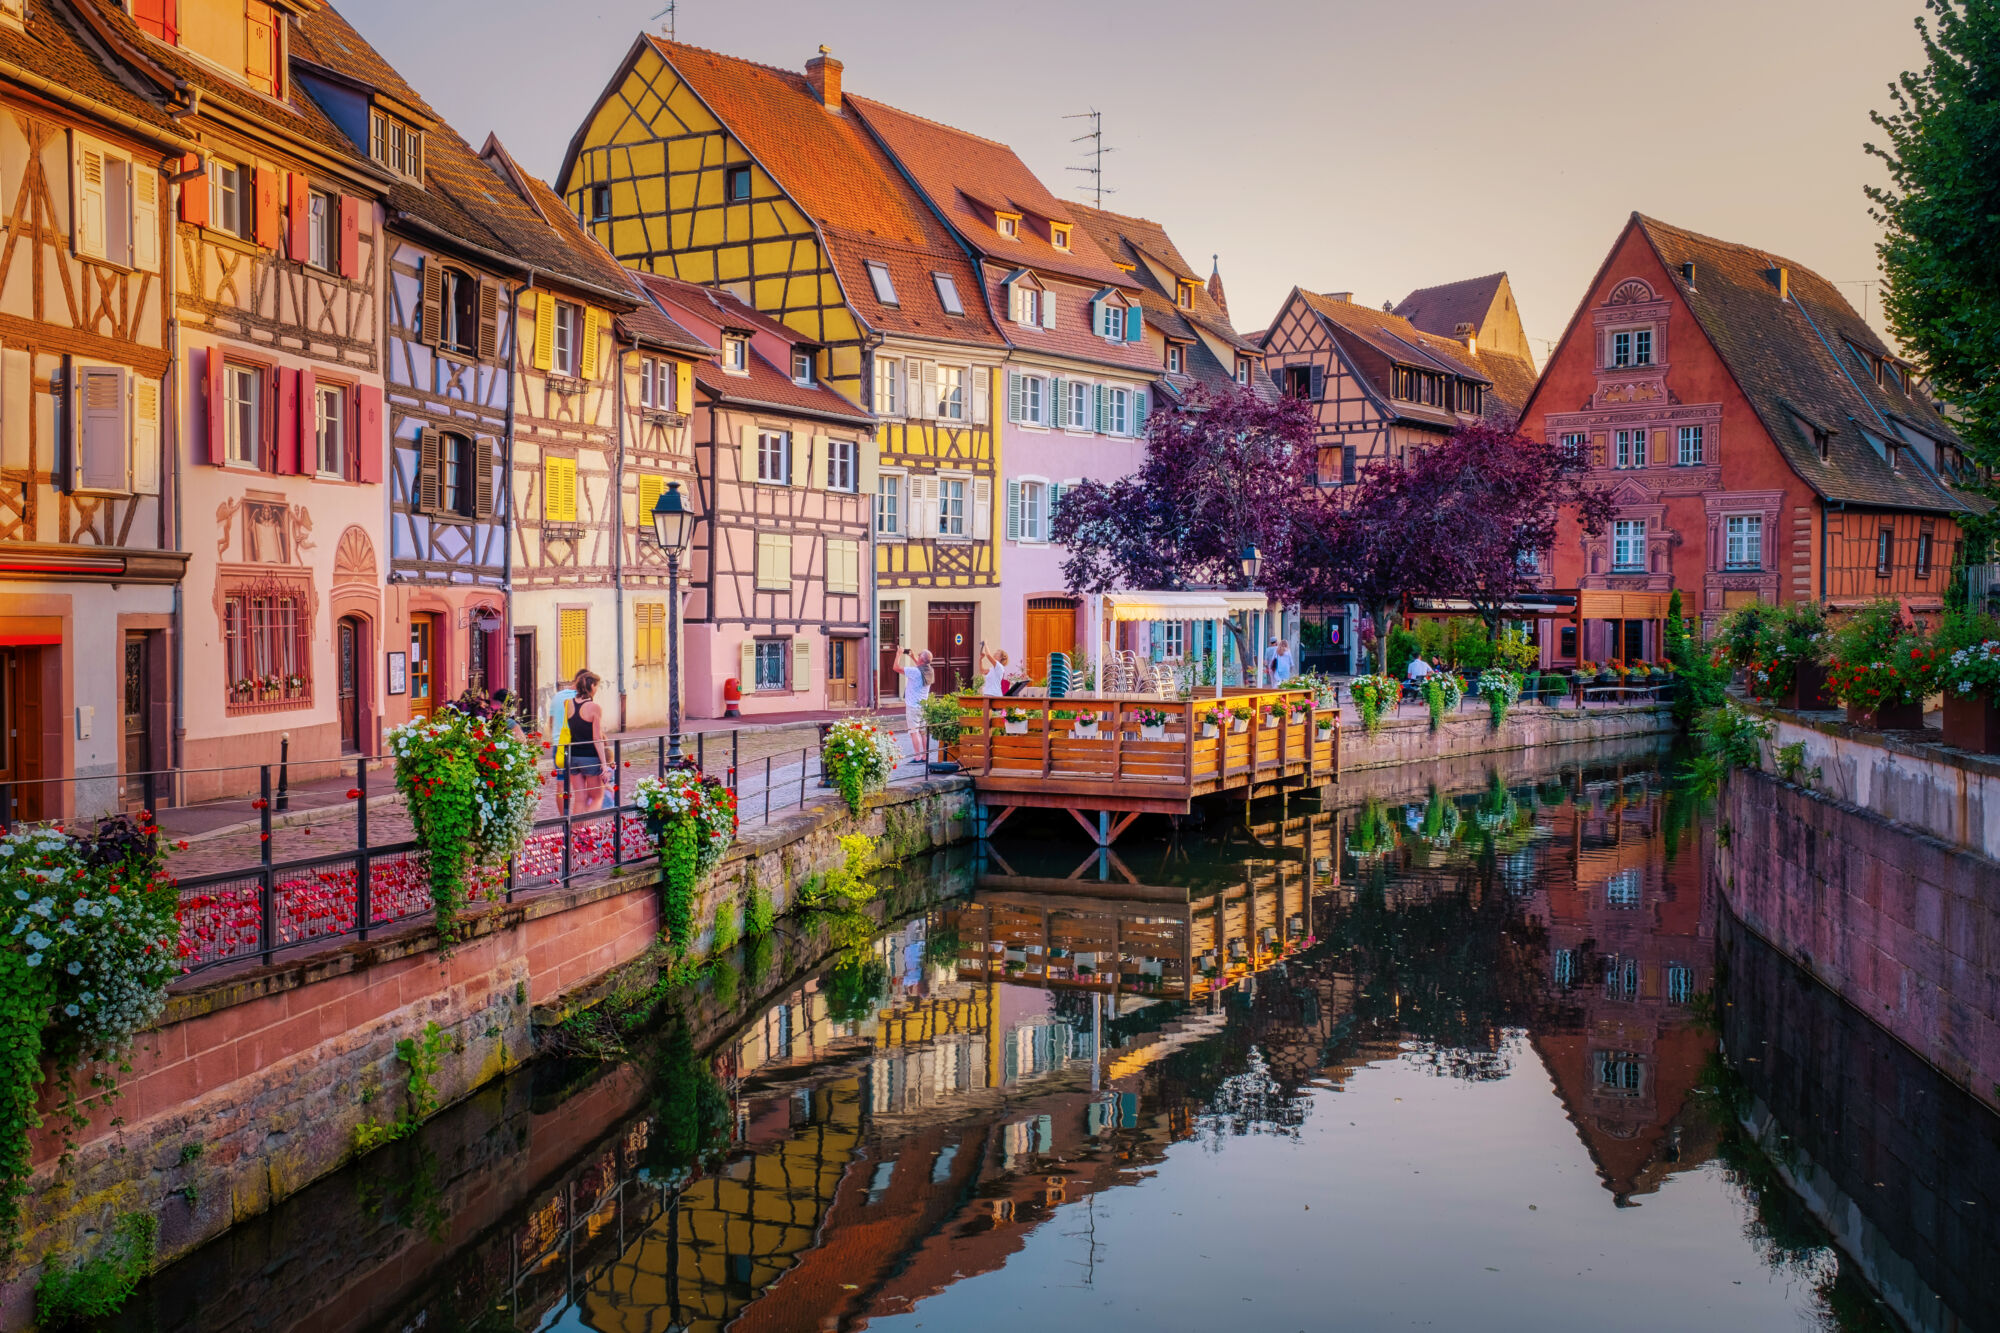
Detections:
[934, 273, 962, 315]
[1559, 431, 1589, 462]
[1008, 371, 1047, 426]
[637, 471, 665, 526]
[440, 433, 474, 517]
[876, 473, 902, 536]
[1611, 328, 1652, 368]
[224, 364, 260, 465]
[1106, 387, 1130, 436]
[71, 138, 159, 270]
[1102, 304, 1125, 341]
[1051, 224, 1070, 250]
[223, 590, 311, 708]
[1234, 357, 1250, 386]
[937, 365, 965, 421]
[791, 348, 814, 385]
[1666, 965, 1693, 1005]
[552, 301, 578, 376]
[314, 385, 344, 477]
[1677, 425, 1704, 466]
[588, 184, 610, 223]
[865, 260, 898, 305]
[757, 430, 790, 484]
[211, 160, 248, 239]
[1166, 345, 1183, 374]
[996, 214, 1018, 239]
[639, 358, 676, 410]
[1917, 530, 1933, 578]
[543, 456, 577, 523]
[441, 268, 478, 356]
[1597, 1051, 1643, 1095]
[1614, 428, 1647, 469]
[1009, 479, 1048, 543]
[306, 190, 332, 270]
[1606, 868, 1642, 908]
[1177, 280, 1194, 309]
[1560, 625, 1578, 658]
[1283, 365, 1312, 399]
[1725, 515, 1762, 569]
[722, 335, 747, 373]
[827, 538, 861, 594]
[874, 356, 901, 415]
[939, 477, 967, 537]
[1554, 949, 1576, 989]
[1876, 527, 1894, 577]
[725, 166, 752, 201]
[72, 365, 135, 493]
[753, 639, 788, 690]
[1612, 519, 1646, 571]
[1068, 380, 1091, 429]
[369, 112, 423, 180]
[1013, 285, 1040, 326]
[755, 534, 791, 591]
[825, 438, 856, 492]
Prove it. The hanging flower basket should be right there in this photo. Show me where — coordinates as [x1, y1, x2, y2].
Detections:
[1071, 711, 1101, 739]
[1137, 707, 1169, 742]
[1003, 708, 1030, 736]
[821, 717, 901, 810]
[635, 770, 738, 959]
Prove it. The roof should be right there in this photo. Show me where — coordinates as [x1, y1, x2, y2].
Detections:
[638, 39, 1003, 349]
[1630, 214, 1975, 513]
[1286, 290, 1492, 426]
[478, 137, 645, 304]
[846, 96, 1132, 290]
[1394, 272, 1507, 343]
[0, 1, 184, 144]
[1475, 350, 1539, 419]
[639, 272, 872, 426]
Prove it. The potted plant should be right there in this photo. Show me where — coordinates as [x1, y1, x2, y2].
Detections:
[1199, 707, 1224, 739]
[1137, 707, 1170, 741]
[1228, 705, 1253, 734]
[918, 692, 966, 770]
[1260, 702, 1285, 729]
[1821, 598, 1935, 730]
[1071, 709, 1102, 739]
[1003, 707, 1031, 736]
[1936, 614, 2000, 752]
[1314, 711, 1336, 741]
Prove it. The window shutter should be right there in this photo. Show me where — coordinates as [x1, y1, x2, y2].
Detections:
[260, 366, 279, 471]
[1042, 287, 1057, 330]
[792, 637, 810, 691]
[1094, 383, 1106, 433]
[131, 376, 160, 495]
[419, 259, 443, 348]
[252, 162, 280, 249]
[857, 438, 879, 501]
[532, 293, 556, 371]
[1135, 389, 1149, 430]
[131, 165, 159, 273]
[972, 477, 993, 540]
[1341, 445, 1357, 485]
[274, 366, 299, 474]
[674, 360, 692, 413]
[1309, 364, 1326, 398]
[286, 171, 309, 261]
[738, 639, 756, 688]
[1047, 480, 1062, 529]
[972, 367, 989, 424]
[204, 348, 225, 466]
[74, 366, 126, 491]
[1006, 370, 1022, 423]
[1049, 377, 1066, 428]
[1091, 297, 1106, 337]
[919, 361, 939, 418]
[476, 281, 499, 360]
[792, 433, 814, 489]
[1126, 305, 1143, 343]
[297, 367, 316, 471]
[475, 436, 495, 518]
[581, 306, 602, 379]
[72, 136, 105, 259]
[355, 383, 383, 483]
[337, 195, 361, 280]
[737, 423, 756, 482]
[177, 153, 208, 227]
[1005, 478, 1021, 541]
[1005, 280, 1020, 324]
[416, 428, 441, 513]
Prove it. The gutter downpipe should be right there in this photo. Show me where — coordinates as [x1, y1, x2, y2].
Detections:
[613, 331, 630, 733]
[163, 154, 185, 794]
[504, 276, 529, 704]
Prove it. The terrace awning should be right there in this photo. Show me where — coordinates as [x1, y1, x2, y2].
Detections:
[1104, 590, 1270, 622]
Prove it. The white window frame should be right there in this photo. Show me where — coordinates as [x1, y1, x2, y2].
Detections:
[1067, 380, 1092, 433]
[753, 637, 788, 690]
[1615, 428, 1647, 470]
[756, 430, 790, 485]
[1014, 285, 1039, 326]
[1725, 514, 1763, 570]
[722, 335, 747, 374]
[938, 474, 968, 539]
[874, 356, 902, 416]
[553, 301, 578, 376]
[865, 260, 898, 305]
[1050, 224, 1070, 251]
[1166, 345, 1183, 374]
[876, 471, 904, 538]
[937, 364, 965, 422]
[1610, 326, 1654, 370]
[825, 438, 857, 492]
[1612, 519, 1646, 572]
[791, 348, 814, 385]
[1106, 387, 1130, 436]
[307, 190, 332, 270]
[1677, 425, 1704, 466]
[211, 159, 248, 240]
[997, 214, 1018, 239]
[1103, 304, 1125, 341]
[224, 363, 260, 466]
[933, 273, 963, 315]
[315, 384, 344, 478]
[1234, 357, 1250, 386]
[1017, 478, 1048, 543]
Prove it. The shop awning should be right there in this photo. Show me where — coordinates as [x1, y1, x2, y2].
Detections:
[1103, 590, 1271, 622]
[1409, 594, 1578, 614]
[1577, 591, 1673, 620]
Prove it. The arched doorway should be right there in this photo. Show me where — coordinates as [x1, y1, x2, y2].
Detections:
[337, 616, 364, 754]
[409, 612, 441, 721]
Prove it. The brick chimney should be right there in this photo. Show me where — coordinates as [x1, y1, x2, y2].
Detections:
[1325, 291, 1353, 304]
[805, 45, 842, 111]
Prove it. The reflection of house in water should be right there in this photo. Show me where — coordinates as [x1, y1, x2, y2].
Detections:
[1517, 775, 1718, 1203]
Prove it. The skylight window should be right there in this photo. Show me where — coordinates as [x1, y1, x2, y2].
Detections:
[934, 273, 963, 316]
[865, 260, 898, 306]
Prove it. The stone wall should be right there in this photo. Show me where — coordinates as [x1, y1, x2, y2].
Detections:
[1338, 700, 1674, 772]
[2, 777, 972, 1323]
[1715, 764, 2000, 1116]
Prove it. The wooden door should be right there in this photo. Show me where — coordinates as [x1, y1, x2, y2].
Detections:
[1024, 598, 1077, 682]
[514, 631, 536, 724]
[409, 614, 437, 720]
[0, 648, 43, 824]
[927, 603, 975, 695]
[877, 605, 901, 699]
[121, 633, 151, 805]
[337, 617, 361, 753]
[827, 637, 859, 708]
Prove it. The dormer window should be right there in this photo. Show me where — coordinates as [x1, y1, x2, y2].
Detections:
[1166, 344, 1183, 374]
[1610, 328, 1653, 369]
[1050, 224, 1070, 251]
[1177, 281, 1195, 309]
[371, 111, 424, 181]
[722, 335, 747, 374]
[933, 273, 963, 316]
[792, 348, 815, 385]
[865, 260, 898, 306]
[1011, 284, 1039, 327]
[996, 213, 1019, 240]
[1235, 357, 1250, 387]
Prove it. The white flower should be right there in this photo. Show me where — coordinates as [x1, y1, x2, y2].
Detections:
[63, 1004, 78, 1017]
[65, 960, 81, 975]
[24, 953, 40, 967]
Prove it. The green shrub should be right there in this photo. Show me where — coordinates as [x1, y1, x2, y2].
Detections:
[36, 1213, 155, 1327]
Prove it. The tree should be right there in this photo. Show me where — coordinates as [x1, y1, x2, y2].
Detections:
[1866, 1, 2000, 473]
[1299, 454, 1460, 675]
[1053, 386, 1321, 664]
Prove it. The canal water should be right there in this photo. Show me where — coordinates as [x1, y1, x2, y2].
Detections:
[109, 737, 1998, 1333]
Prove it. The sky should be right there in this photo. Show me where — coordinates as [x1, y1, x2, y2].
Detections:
[336, 0, 1933, 365]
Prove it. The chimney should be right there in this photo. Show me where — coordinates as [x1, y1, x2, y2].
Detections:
[1325, 291, 1353, 304]
[1769, 265, 1789, 302]
[805, 45, 842, 111]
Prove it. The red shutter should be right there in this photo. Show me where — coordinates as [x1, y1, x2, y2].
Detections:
[337, 195, 361, 280]
[286, 172, 309, 261]
[252, 164, 280, 250]
[354, 383, 382, 484]
[262, 367, 280, 471]
[179, 154, 208, 227]
[133, 0, 177, 42]
[204, 347, 225, 466]
[297, 368, 317, 474]
[274, 367, 299, 475]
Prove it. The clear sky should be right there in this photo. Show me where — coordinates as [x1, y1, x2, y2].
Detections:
[336, 0, 1932, 364]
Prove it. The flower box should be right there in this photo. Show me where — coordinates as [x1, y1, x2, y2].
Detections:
[1942, 694, 2000, 753]
[1004, 720, 1029, 735]
[1846, 701, 1925, 731]
[1777, 660, 1832, 710]
[1201, 723, 1220, 739]
[1230, 719, 1249, 734]
[1071, 717, 1101, 738]
[1140, 724, 1166, 742]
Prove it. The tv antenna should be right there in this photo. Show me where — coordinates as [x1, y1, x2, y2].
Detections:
[652, 0, 676, 40]
[1064, 109, 1113, 208]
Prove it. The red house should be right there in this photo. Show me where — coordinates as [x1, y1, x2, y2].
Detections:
[1522, 214, 1980, 666]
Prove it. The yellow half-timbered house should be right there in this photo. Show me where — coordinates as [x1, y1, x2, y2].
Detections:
[562, 39, 1006, 696]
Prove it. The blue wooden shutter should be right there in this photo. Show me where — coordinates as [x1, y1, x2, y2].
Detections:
[1126, 305, 1143, 343]
[1050, 377, 1065, 428]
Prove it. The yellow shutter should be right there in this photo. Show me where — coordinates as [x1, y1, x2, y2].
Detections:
[638, 472, 665, 525]
[581, 306, 603, 379]
[738, 423, 757, 483]
[532, 293, 556, 371]
[558, 608, 588, 683]
[738, 638, 756, 688]
[795, 432, 819, 488]
[791, 637, 810, 692]
[858, 436, 879, 500]
[827, 539, 859, 594]
[545, 457, 577, 523]
[675, 361, 693, 413]
[635, 602, 664, 668]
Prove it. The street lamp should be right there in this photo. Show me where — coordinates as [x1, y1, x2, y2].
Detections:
[651, 481, 697, 766]
[1239, 543, 1262, 586]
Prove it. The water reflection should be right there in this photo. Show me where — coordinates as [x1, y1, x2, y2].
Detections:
[113, 741, 1997, 1333]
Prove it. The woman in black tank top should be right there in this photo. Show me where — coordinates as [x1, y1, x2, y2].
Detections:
[566, 670, 607, 810]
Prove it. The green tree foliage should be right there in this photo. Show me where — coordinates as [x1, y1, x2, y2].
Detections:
[1664, 589, 1726, 728]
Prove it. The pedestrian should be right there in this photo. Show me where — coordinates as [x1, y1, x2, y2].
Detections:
[1406, 653, 1434, 683]
[901, 647, 933, 766]
[563, 670, 607, 811]
[980, 645, 1012, 697]
[1272, 639, 1296, 685]
[1265, 638, 1282, 686]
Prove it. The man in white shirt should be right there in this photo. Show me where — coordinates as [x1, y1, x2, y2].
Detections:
[1406, 654, 1434, 682]
[1272, 640, 1296, 685]
[901, 648, 933, 765]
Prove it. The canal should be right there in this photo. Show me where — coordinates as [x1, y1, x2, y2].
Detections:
[107, 737, 1997, 1333]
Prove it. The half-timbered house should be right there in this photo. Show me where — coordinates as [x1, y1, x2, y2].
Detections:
[77, 0, 391, 796]
[1522, 214, 1982, 666]
[560, 40, 1006, 696]
[641, 273, 872, 718]
[1392, 272, 1539, 421]
[0, 1, 194, 819]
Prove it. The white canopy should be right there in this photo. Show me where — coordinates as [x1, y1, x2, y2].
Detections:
[1103, 590, 1270, 622]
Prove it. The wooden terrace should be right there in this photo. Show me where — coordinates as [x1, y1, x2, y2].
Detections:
[955, 687, 1338, 846]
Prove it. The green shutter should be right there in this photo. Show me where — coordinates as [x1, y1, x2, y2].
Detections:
[1094, 384, 1106, 433]
[1051, 377, 1066, 428]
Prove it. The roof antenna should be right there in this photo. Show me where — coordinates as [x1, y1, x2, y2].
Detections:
[1063, 109, 1113, 208]
[651, 0, 676, 40]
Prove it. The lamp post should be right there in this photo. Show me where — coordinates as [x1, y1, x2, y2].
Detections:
[1240, 544, 1263, 687]
[651, 481, 697, 766]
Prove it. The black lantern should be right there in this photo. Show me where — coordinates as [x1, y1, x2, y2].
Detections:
[650, 481, 697, 766]
[1240, 543, 1262, 584]
[651, 481, 696, 552]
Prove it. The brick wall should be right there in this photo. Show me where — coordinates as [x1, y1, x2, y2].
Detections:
[1339, 699, 1674, 772]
